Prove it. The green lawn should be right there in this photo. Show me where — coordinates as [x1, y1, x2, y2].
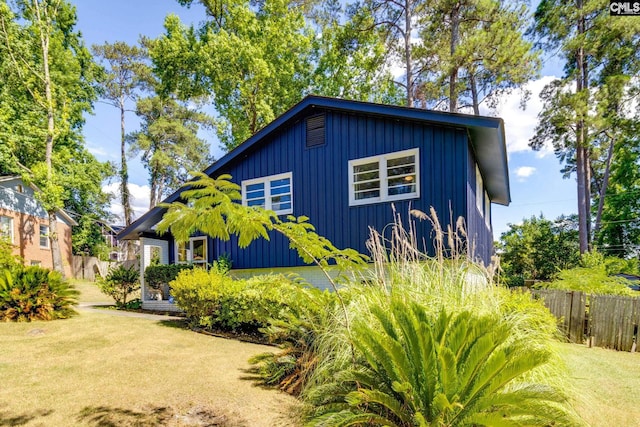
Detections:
[0, 310, 301, 426]
[0, 281, 637, 427]
[557, 342, 640, 427]
[71, 279, 116, 304]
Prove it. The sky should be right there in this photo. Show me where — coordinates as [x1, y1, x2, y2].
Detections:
[71, 0, 578, 238]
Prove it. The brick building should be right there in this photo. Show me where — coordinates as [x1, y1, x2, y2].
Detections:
[0, 175, 76, 277]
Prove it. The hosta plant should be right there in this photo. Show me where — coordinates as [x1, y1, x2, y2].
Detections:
[0, 266, 79, 321]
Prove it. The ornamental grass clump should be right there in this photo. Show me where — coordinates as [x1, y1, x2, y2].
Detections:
[301, 208, 580, 426]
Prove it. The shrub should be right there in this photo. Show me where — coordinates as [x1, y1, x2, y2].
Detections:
[306, 300, 577, 426]
[98, 264, 140, 308]
[0, 266, 79, 321]
[0, 238, 22, 273]
[144, 263, 194, 292]
[170, 269, 326, 335]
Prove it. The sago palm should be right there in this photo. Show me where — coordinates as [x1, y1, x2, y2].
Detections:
[307, 299, 578, 426]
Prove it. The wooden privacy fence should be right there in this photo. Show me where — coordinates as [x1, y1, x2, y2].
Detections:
[530, 289, 640, 352]
[72, 256, 139, 281]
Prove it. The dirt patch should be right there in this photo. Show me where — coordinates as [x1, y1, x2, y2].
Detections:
[78, 404, 244, 426]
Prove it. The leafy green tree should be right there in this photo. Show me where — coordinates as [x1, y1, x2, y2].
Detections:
[92, 41, 150, 254]
[416, 0, 539, 113]
[151, 0, 314, 150]
[531, 0, 640, 253]
[498, 215, 580, 286]
[0, 0, 109, 273]
[309, 3, 402, 105]
[129, 94, 214, 209]
[307, 300, 575, 426]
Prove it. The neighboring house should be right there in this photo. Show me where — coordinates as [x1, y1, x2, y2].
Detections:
[103, 224, 139, 262]
[118, 96, 510, 311]
[0, 175, 77, 277]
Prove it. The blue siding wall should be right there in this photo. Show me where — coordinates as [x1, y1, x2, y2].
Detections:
[466, 146, 494, 264]
[210, 109, 472, 269]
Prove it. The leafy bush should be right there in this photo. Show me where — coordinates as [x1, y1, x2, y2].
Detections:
[144, 263, 194, 291]
[170, 269, 327, 335]
[539, 252, 637, 296]
[0, 238, 22, 273]
[98, 264, 140, 307]
[0, 266, 79, 321]
[306, 300, 576, 426]
[540, 266, 636, 296]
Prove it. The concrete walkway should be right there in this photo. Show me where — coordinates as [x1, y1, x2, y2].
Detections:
[77, 302, 184, 321]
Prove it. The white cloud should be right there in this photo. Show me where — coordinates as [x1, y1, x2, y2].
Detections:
[482, 75, 559, 157]
[87, 141, 118, 161]
[103, 181, 150, 225]
[515, 166, 536, 181]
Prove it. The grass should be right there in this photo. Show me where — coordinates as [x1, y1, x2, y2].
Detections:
[0, 310, 301, 426]
[557, 342, 640, 427]
[71, 279, 116, 304]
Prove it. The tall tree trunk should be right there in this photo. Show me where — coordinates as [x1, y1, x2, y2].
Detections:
[575, 0, 590, 254]
[405, 0, 413, 107]
[594, 136, 615, 237]
[35, 0, 64, 275]
[119, 98, 134, 259]
[448, 3, 460, 112]
[470, 71, 480, 115]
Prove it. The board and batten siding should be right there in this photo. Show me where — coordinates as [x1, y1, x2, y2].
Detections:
[211, 109, 472, 269]
[466, 146, 493, 264]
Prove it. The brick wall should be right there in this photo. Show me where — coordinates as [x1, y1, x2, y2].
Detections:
[0, 208, 74, 278]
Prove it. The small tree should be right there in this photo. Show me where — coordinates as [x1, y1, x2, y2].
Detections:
[98, 265, 140, 308]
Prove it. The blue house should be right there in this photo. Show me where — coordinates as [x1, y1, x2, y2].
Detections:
[119, 96, 510, 310]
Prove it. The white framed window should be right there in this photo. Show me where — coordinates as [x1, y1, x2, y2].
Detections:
[39, 225, 49, 249]
[484, 190, 491, 227]
[176, 237, 208, 266]
[241, 172, 293, 215]
[0, 216, 13, 243]
[475, 164, 484, 217]
[349, 148, 419, 206]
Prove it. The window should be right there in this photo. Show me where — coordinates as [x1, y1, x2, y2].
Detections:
[241, 172, 293, 215]
[30, 260, 41, 266]
[349, 148, 419, 206]
[39, 225, 49, 249]
[176, 237, 208, 266]
[484, 190, 491, 227]
[475, 164, 484, 216]
[0, 216, 13, 243]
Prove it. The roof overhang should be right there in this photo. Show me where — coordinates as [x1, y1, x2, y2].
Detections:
[118, 96, 510, 240]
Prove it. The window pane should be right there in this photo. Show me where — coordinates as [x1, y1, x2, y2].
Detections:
[192, 239, 206, 262]
[0, 216, 11, 242]
[246, 183, 264, 192]
[39, 225, 49, 248]
[247, 199, 265, 208]
[387, 155, 414, 168]
[270, 183, 290, 195]
[355, 189, 380, 200]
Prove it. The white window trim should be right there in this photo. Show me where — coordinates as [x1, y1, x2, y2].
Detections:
[241, 172, 293, 215]
[348, 148, 420, 207]
[39, 224, 50, 249]
[475, 164, 484, 217]
[0, 216, 13, 244]
[175, 236, 208, 265]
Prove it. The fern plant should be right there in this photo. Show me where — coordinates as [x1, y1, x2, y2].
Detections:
[0, 266, 79, 321]
[306, 298, 578, 426]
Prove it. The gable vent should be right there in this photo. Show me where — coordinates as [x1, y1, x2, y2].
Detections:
[306, 114, 325, 148]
